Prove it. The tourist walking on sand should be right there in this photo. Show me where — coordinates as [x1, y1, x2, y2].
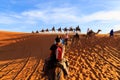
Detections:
[110, 29, 114, 37]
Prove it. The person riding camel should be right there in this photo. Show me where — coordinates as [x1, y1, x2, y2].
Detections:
[43, 36, 69, 77]
[64, 33, 69, 45]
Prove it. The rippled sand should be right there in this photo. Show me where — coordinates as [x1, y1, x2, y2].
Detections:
[0, 31, 120, 80]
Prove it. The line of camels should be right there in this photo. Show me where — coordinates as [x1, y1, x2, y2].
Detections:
[32, 26, 81, 33]
[32, 26, 101, 38]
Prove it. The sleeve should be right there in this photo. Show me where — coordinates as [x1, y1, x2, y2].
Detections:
[50, 44, 54, 50]
[50, 44, 57, 50]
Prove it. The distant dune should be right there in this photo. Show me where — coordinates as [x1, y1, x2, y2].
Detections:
[114, 30, 120, 33]
[0, 31, 120, 80]
[114, 30, 120, 35]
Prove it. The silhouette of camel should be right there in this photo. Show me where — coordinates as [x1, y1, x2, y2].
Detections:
[45, 29, 49, 32]
[73, 33, 79, 40]
[63, 27, 68, 32]
[49, 26, 55, 32]
[87, 29, 101, 37]
[57, 27, 62, 32]
[75, 26, 81, 32]
[36, 30, 39, 33]
[69, 27, 74, 32]
[72, 33, 79, 44]
[52, 26, 55, 32]
[32, 31, 34, 33]
[41, 29, 44, 32]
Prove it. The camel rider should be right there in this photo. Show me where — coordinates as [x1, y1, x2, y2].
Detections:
[65, 33, 69, 45]
[54, 35, 65, 45]
[43, 37, 69, 76]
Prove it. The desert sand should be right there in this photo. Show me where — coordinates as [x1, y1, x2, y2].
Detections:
[0, 31, 120, 80]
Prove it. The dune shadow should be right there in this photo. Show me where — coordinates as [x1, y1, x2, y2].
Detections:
[0, 34, 56, 61]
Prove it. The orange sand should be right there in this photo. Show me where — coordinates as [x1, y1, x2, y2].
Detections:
[0, 31, 120, 80]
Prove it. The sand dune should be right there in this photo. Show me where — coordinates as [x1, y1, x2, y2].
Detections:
[0, 31, 120, 80]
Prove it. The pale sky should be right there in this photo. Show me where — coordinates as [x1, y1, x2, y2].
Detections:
[0, 0, 120, 33]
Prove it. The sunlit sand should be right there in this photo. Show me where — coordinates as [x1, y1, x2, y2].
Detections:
[0, 31, 120, 80]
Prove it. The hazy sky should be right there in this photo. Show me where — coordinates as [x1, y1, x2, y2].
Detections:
[0, 0, 120, 33]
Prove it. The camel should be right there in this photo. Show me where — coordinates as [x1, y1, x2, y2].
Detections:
[32, 31, 34, 33]
[86, 29, 101, 38]
[45, 29, 49, 32]
[73, 33, 79, 40]
[63, 27, 68, 33]
[72, 33, 79, 44]
[43, 60, 66, 80]
[36, 30, 39, 33]
[46, 66, 65, 80]
[52, 26, 55, 32]
[69, 27, 74, 32]
[75, 26, 81, 32]
[57, 27, 62, 32]
[41, 29, 44, 32]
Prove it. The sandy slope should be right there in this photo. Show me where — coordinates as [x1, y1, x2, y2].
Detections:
[0, 31, 120, 80]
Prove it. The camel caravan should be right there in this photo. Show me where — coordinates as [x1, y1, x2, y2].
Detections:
[31, 26, 103, 42]
[31, 26, 102, 36]
[31, 26, 81, 33]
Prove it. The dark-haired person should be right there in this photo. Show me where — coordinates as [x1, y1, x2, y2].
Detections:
[43, 38, 68, 77]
